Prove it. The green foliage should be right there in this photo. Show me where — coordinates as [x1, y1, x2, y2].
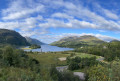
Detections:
[67, 56, 98, 70]
[49, 65, 60, 80]
[29, 44, 41, 49]
[68, 62, 79, 70]
[87, 65, 109, 81]
[87, 60, 120, 81]
[28, 52, 69, 66]
[0, 67, 44, 81]
[0, 46, 40, 72]
[76, 41, 120, 61]
[109, 60, 120, 81]
[49, 66, 80, 81]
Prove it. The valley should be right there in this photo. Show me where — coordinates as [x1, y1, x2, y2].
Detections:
[1, 0, 120, 81]
[0, 29, 119, 81]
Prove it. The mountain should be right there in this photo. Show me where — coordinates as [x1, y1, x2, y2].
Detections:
[110, 39, 120, 43]
[0, 29, 30, 46]
[25, 37, 45, 45]
[51, 35, 105, 48]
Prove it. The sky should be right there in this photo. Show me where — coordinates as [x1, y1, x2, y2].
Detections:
[0, 0, 120, 43]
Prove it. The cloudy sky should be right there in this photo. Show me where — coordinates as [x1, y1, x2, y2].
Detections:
[0, 0, 120, 43]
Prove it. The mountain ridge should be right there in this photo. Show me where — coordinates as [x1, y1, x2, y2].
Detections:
[0, 29, 30, 46]
[51, 35, 106, 48]
[25, 37, 46, 45]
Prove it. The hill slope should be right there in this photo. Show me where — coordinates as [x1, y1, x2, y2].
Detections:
[51, 35, 105, 48]
[0, 29, 30, 46]
[110, 39, 120, 43]
[25, 37, 45, 45]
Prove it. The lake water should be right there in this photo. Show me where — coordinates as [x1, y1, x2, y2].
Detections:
[24, 45, 74, 52]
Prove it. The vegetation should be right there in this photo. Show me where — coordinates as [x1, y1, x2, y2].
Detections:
[28, 52, 70, 66]
[28, 52, 100, 66]
[0, 46, 40, 71]
[1, 29, 120, 81]
[87, 65, 109, 81]
[51, 35, 105, 48]
[29, 44, 41, 49]
[87, 60, 120, 81]
[0, 44, 120, 81]
[0, 67, 44, 81]
[0, 46, 46, 81]
[0, 29, 30, 46]
[49, 66, 80, 81]
[25, 37, 45, 45]
[0, 46, 83, 81]
[75, 41, 120, 61]
[67, 56, 98, 70]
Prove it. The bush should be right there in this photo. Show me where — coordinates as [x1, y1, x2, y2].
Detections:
[0, 46, 40, 72]
[67, 56, 98, 70]
[68, 62, 79, 70]
[49, 66, 80, 81]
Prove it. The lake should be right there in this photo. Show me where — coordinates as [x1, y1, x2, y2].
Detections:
[24, 45, 74, 52]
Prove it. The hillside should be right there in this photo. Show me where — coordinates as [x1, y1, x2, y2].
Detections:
[25, 37, 45, 45]
[0, 29, 30, 46]
[51, 35, 105, 48]
[110, 39, 120, 43]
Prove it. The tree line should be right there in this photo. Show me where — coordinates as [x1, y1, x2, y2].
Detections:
[74, 41, 120, 61]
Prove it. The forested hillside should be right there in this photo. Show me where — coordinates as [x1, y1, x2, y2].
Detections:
[75, 41, 120, 61]
[0, 29, 30, 46]
[25, 37, 45, 45]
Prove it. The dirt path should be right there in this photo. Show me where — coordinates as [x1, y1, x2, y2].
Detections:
[58, 57, 66, 61]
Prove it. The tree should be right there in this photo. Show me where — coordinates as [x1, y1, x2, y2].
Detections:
[87, 65, 109, 81]
[3, 46, 14, 66]
[109, 60, 120, 81]
[68, 62, 79, 70]
[29, 44, 41, 49]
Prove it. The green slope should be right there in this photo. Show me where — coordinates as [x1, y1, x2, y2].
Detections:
[25, 37, 45, 45]
[0, 29, 30, 46]
[51, 35, 105, 48]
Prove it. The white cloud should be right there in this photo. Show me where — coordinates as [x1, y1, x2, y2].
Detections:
[59, 2, 120, 31]
[37, 0, 120, 32]
[52, 13, 73, 19]
[2, 5, 44, 20]
[2, 0, 120, 32]
[0, 15, 45, 37]
[0, 21, 20, 29]
[102, 9, 119, 20]
[39, 18, 97, 29]
[0, 0, 120, 43]
[95, 3, 119, 20]
[2, 0, 44, 20]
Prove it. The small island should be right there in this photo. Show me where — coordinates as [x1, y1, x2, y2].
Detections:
[29, 44, 41, 49]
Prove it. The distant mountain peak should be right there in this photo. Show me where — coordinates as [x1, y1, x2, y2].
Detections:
[25, 37, 46, 45]
[51, 35, 105, 48]
[110, 39, 120, 42]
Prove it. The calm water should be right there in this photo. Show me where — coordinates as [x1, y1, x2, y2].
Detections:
[24, 45, 74, 52]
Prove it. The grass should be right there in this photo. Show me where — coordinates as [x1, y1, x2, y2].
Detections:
[21, 47, 32, 50]
[73, 53, 101, 59]
[27, 51, 103, 75]
[28, 52, 102, 67]
[28, 52, 70, 66]
[72, 68, 88, 73]
[0, 67, 43, 81]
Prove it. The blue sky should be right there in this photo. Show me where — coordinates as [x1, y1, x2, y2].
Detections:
[0, 0, 120, 43]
